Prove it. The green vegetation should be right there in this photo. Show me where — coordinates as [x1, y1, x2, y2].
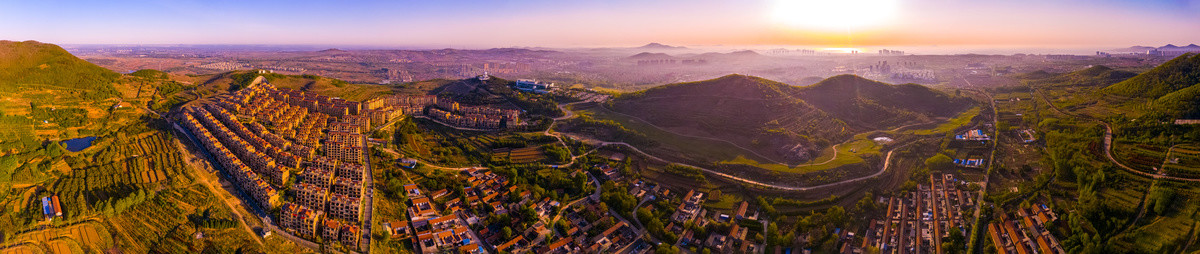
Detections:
[129, 69, 169, 79]
[0, 41, 306, 254]
[604, 74, 969, 171]
[911, 106, 981, 135]
[0, 40, 120, 98]
[1024, 65, 1136, 88]
[1104, 53, 1200, 98]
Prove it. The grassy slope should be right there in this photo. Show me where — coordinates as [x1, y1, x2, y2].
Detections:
[0, 40, 120, 95]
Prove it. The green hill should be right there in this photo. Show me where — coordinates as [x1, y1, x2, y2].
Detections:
[610, 74, 969, 163]
[1022, 65, 1136, 87]
[1153, 83, 1200, 118]
[1104, 53, 1200, 97]
[796, 74, 970, 130]
[0, 40, 120, 96]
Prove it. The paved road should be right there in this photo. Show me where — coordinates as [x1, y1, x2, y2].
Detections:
[360, 134, 374, 252]
[578, 138, 915, 191]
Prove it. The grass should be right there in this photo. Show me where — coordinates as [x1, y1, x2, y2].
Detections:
[703, 194, 740, 211]
[573, 105, 775, 165]
[719, 132, 881, 174]
[911, 106, 981, 135]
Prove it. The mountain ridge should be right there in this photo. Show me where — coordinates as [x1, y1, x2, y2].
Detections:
[611, 74, 970, 163]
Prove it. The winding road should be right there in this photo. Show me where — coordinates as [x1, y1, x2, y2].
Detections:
[1034, 89, 1200, 182]
[406, 99, 934, 192]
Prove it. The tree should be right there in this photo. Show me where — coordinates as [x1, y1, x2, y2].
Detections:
[654, 244, 680, 254]
[501, 227, 513, 240]
[925, 153, 954, 171]
[941, 231, 966, 254]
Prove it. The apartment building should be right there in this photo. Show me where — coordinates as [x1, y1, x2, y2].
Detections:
[328, 194, 361, 222]
[295, 182, 328, 211]
[324, 131, 364, 164]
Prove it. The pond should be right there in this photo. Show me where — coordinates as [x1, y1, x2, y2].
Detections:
[61, 136, 97, 152]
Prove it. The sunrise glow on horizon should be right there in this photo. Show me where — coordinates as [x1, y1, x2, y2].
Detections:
[1, 0, 1198, 48]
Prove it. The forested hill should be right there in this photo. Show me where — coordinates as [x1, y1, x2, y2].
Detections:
[610, 74, 970, 162]
[796, 74, 971, 129]
[1101, 53, 1200, 117]
[1103, 53, 1200, 98]
[0, 40, 120, 96]
[1023, 65, 1136, 87]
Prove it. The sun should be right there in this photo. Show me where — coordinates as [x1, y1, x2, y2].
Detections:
[771, 0, 900, 31]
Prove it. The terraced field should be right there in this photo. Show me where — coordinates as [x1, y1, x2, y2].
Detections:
[1162, 144, 1200, 178]
[50, 131, 186, 216]
[503, 147, 547, 164]
[1113, 142, 1169, 173]
[1, 221, 111, 253]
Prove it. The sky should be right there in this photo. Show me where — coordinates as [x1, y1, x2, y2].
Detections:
[1, 0, 1199, 49]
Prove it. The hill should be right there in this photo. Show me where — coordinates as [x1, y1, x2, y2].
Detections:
[1022, 65, 1136, 87]
[796, 74, 970, 130]
[1103, 53, 1200, 97]
[627, 52, 673, 59]
[637, 42, 686, 50]
[0, 40, 120, 96]
[610, 74, 969, 163]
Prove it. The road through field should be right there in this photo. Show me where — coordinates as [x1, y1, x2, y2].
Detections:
[1034, 89, 1200, 182]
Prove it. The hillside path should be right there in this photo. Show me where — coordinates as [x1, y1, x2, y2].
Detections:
[1034, 89, 1200, 182]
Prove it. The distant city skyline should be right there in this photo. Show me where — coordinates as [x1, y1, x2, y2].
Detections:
[2, 0, 1199, 49]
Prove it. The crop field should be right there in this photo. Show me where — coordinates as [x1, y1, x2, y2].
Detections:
[399, 119, 497, 166]
[50, 131, 186, 215]
[1099, 174, 1151, 215]
[1, 220, 112, 253]
[104, 184, 268, 253]
[1113, 141, 1168, 173]
[1162, 144, 1200, 178]
[496, 147, 547, 164]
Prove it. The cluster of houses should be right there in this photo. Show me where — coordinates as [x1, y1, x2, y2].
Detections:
[41, 194, 62, 220]
[428, 99, 520, 130]
[384, 170, 501, 254]
[861, 174, 976, 254]
[954, 158, 986, 168]
[553, 199, 639, 253]
[988, 204, 1063, 254]
[956, 129, 991, 141]
[564, 89, 612, 104]
[180, 79, 375, 251]
[695, 199, 759, 253]
[364, 94, 520, 130]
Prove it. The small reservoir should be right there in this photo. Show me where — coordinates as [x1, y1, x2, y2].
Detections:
[61, 136, 97, 152]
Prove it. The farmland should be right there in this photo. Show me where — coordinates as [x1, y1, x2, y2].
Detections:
[1162, 144, 1200, 178]
[1112, 141, 1169, 174]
